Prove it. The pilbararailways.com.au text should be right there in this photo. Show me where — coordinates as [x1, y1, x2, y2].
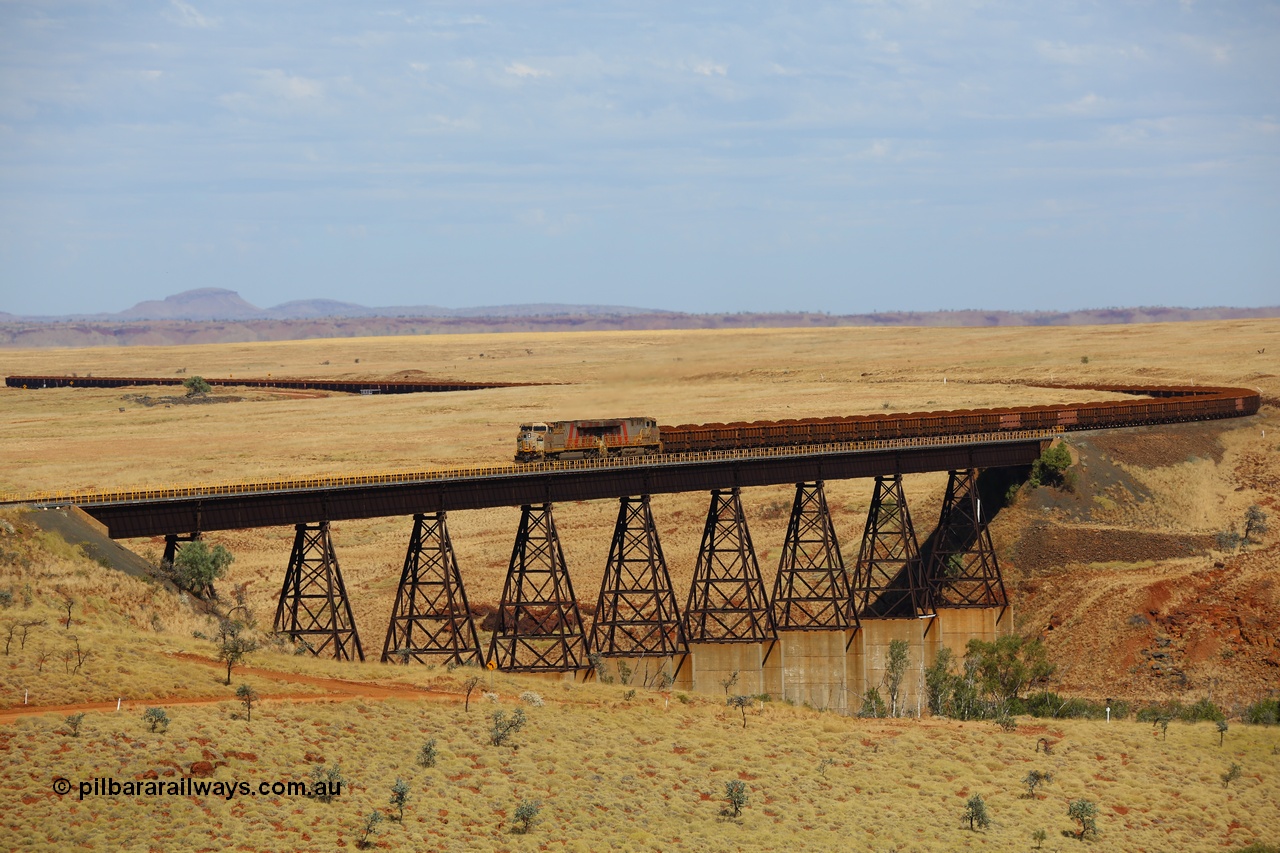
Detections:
[52, 776, 342, 802]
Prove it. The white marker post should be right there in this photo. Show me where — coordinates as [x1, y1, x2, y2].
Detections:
[116, 698, 121, 712]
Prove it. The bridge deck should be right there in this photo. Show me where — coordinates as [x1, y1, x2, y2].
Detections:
[32, 431, 1053, 539]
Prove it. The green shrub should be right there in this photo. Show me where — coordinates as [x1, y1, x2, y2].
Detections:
[142, 707, 169, 732]
[1180, 697, 1225, 723]
[417, 738, 438, 768]
[857, 687, 887, 719]
[1029, 443, 1073, 489]
[723, 780, 748, 818]
[1221, 763, 1242, 789]
[1243, 697, 1279, 726]
[963, 793, 990, 831]
[512, 799, 541, 834]
[309, 764, 346, 803]
[489, 708, 527, 747]
[1024, 691, 1128, 720]
[1067, 798, 1098, 839]
[356, 810, 382, 849]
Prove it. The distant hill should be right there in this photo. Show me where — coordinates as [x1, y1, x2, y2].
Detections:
[9, 288, 668, 323]
[0, 288, 1276, 348]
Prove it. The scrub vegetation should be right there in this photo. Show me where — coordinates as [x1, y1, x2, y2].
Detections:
[2, 321, 1279, 850]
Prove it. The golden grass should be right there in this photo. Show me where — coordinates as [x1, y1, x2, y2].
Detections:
[2, 468, 1280, 851]
[2, 681, 1277, 851]
[1, 322, 1277, 699]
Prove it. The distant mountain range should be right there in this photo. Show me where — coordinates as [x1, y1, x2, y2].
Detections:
[1, 289, 1276, 348]
[0, 288, 667, 323]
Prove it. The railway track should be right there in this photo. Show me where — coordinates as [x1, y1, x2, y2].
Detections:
[3, 374, 547, 394]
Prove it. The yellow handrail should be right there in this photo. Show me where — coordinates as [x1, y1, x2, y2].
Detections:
[1, 429, 1061, 507]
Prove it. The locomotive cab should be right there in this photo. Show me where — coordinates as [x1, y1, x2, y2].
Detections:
[515, 423, 549, 462]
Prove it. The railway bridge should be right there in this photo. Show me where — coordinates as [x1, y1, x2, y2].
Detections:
[6, 381, 1259, 711]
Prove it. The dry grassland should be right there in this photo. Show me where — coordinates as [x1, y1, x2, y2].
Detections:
[1, 321, 1278, 701]
[1, 511, 1278, 852]
[1, 316, 1279, 853]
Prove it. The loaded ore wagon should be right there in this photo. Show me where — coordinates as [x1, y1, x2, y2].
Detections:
[515, 417, 661, 462]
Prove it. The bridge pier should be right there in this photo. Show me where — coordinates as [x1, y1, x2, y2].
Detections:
[590, 495, 686, 685]
[381, 512, 483, 666]
[273, 521, 364, 661]
[923, 469, 1006, 608]
[851, 474, 931, 620]
[848, 475, 932, 715]
[766, 481, 857, 712]
[487, 504, 591, 673]
[679, 488, 776, 695]
[923, 469, 1012, 658]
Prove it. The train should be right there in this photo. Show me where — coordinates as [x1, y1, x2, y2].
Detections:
[515, 417, 662, 461]
[515, 385, 1259, 461]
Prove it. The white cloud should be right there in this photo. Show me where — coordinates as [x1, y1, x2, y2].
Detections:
[218, 70, 325, 113]
[692, 60, 727, 77]
[1056, 93, 1106, 115]
[505, 62, 550, 79]
[258, 70, 324, 102]
[169, 0, 216, 29]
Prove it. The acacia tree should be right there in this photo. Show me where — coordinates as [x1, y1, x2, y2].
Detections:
[963, 793, 990, 831]
[235, 684, 259, 722]
[1243, 505, 1269, 547]
[172, 541, 234, 599]
[1068, 799, 1098, 839]
[885, 639, 911, 717]
[182, 376, 212, 397]
[216, 619, 258, 685]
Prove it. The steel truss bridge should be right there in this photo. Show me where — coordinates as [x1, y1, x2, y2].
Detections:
[3, 381, 1260, 678]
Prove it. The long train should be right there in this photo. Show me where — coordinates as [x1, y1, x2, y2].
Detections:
[657, 383, 1259, 453]
[517, 384, 1258, 459]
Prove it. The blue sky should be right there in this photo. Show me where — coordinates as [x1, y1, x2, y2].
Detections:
[0, 1, 1277, 315]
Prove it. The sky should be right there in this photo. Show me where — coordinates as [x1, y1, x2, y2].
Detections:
[0, 1, 1277, 316]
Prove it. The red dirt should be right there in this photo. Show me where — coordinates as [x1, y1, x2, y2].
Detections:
[0, 652, 461, 724]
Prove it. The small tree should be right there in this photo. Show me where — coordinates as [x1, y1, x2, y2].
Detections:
[1067, 798, 1098, 839]
[356, 810, 383, 849]
[215, 619, 258, 685]
[720, 670, 740, 696]
[183, 375, 212, 397]
[389, 777, 409, 822]
[963, 792, 990, 831]
[65, 712, 86, 737]
[1032, 828, 1047, 848]
[489, 708, 527, 747]
[235, 683, 259, 722]
[310, 764, 346, 802]
[1221, 763, 1242, 789]
[925, 646, 957, 717]
[1216, 719, 1228, 747]
[1243, 505, 1269, 546]
[463, 675, 482, 711]
[142, 707, 170, 732]
[724, 780, 748, 818]
[511, 798, 541, 834]
[857, 687, 887, 718]
[417, 738, 438, 768]
[1030, 442, 1073, 488]
[1022, 769, 1053, 798]
[885, 638, 910, 717]
[727, 695, 751, 728]
[172, 541, 234, 599]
